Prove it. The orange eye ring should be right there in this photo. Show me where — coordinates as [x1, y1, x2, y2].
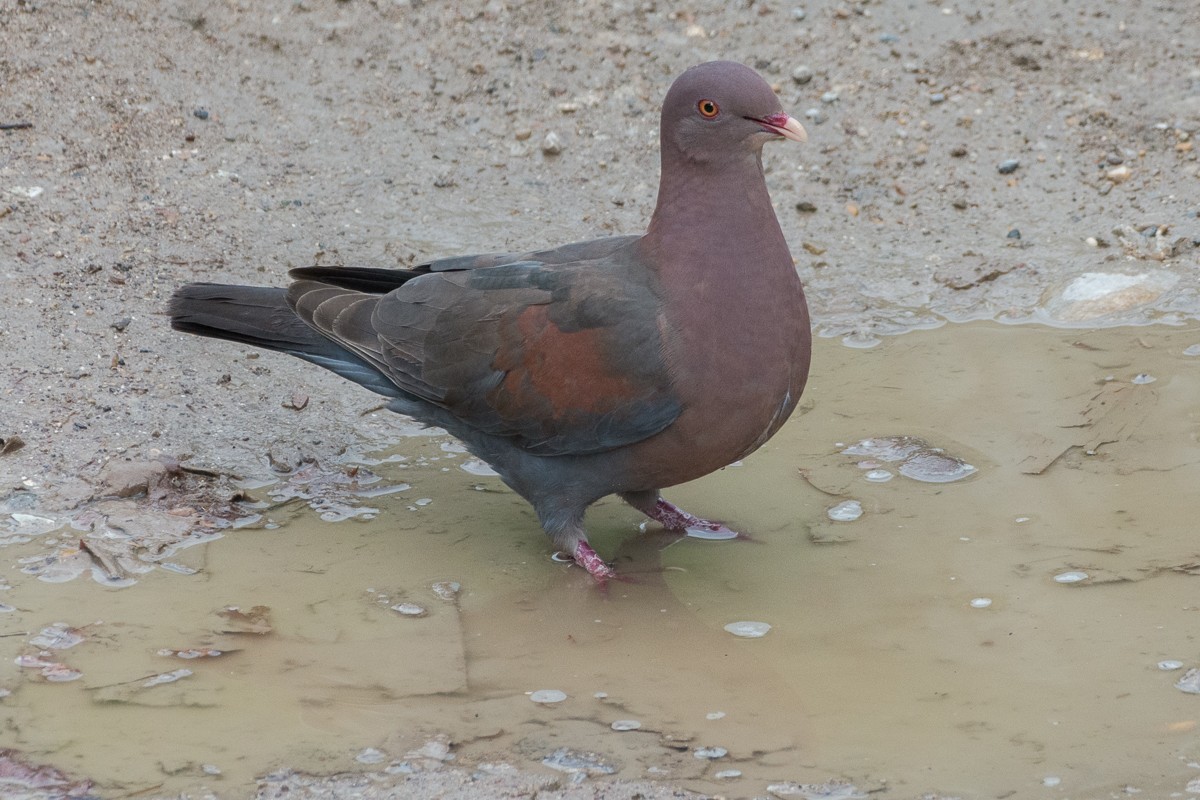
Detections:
[697, 99, 719, 118]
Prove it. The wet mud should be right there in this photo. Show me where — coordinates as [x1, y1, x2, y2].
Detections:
[4, 323, 1199, 797]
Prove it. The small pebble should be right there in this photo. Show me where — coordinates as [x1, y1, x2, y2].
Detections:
[706, 711, 726, 720]
[791, 65, 813, 84]
[1043, 776, 1061, 788]
[879, 33, 899, 43]
[950, 145, 968, 157]
[431, 580, 460, 600]
[1006, 228, 1021, 239]
[1106, 165, 1132, 183]
[929, 92, 945, 104]
[611, 720, 642, 731]
[193, 107, 209, 120]
[790, 8, 806, 20]
[201, 764, 222, 776]
[970, 597, 992, 609]
[1158, 660, 1184, 671]
[803, 108, 825, 124]
[724, 621, 771, 638]
[820, 91, 839, 104]
[541, 131, 564, 155]
[998, 158, 1020, 174]
[1054, 571, 1088, 584]
[530, 689, 568, 704]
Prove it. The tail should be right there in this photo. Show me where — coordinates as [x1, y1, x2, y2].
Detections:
[168, 283, 402, 398]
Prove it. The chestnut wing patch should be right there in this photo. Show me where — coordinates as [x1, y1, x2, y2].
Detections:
[372, 260, 680, 456]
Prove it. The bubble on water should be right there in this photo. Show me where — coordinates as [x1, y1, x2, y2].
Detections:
[201, 764, 222, 776]
[685, 525, 739, 540]
[1131, 373, 1156, 385]
[16, 654, 84, 682]
[844, 436, 976, 483]
[826, 500, 862, 522]
[541, 747, 616, 775]
[530, 689, 567, 704]
[415, 498, 433, 507]
[706, 711, 726, 720]
[143, 668, 192, 687]
[842, 436, 924, 462]
[159, 648, 224, 659]
[694, 746, 727, 759]
[391, 603, 427, 617]
[593, 691, 608, 699]
[91, 568, 137, 589]
[1054, 571, 1089, 584]
[42, 664, 83, 682]
[1157, 660, 1184, 671]
[356, 747, 387, 764]
[431, 581, 460, 601]
[461, 459, 499, 477]
[439, 441, 468, 454]
[715, 769, 742, 779]
[970, 597, 993, 609]
[7, 513, 60, 536]
[1043, 776, 1062, 787]
[1175, 668, 1200, 694]
[864, 469, 893, 483]
[1184, 343, 1200, 356]
[354, 483, 411, 498]
[30, 624, 85, 650]
[230, 513, 262, 529]
[767, 781, 867, 799]
[898, 450, 977, 483]
[842, 331, 881, 349]
[315, 500, 380, 522]
[724, 621, 771, 638]
[611, 720, 641, 731]
[385, 761, 418, 775]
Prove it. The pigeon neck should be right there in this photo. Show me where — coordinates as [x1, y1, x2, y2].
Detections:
[643, 149, 784, 261]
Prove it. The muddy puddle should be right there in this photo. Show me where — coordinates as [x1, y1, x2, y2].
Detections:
[3, 321, 1200, 798]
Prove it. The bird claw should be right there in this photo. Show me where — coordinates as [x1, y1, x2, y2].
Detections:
[648, 498, 742, 539]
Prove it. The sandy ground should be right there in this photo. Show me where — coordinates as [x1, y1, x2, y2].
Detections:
[2, 0, 1199, 797]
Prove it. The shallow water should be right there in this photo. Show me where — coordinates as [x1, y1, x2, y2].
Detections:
[3, 321, 1200, 797]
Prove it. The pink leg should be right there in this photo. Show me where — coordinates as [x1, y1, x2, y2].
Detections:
[622, 492, 741, 540]
[573, 540, 616, 582]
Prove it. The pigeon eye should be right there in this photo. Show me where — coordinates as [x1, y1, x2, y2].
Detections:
[697, 99, 719, 118]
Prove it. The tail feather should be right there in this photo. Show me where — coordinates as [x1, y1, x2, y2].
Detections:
[288, 266, 425, 294]
[168, 283, 402, 398]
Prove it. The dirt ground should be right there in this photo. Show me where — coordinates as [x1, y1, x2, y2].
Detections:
[2, 0, 1198, 797]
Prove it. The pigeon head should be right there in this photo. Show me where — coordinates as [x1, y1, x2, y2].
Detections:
[659, 61, 806, 165]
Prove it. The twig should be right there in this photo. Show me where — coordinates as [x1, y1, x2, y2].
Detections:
[0, 122, 33, 131]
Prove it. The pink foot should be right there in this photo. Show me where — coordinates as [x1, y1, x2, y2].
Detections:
[573, 540, 617, 582]
[646, 498, 740, 540]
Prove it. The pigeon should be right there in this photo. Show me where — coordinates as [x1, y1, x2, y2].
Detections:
[169, 60, 811, 582]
